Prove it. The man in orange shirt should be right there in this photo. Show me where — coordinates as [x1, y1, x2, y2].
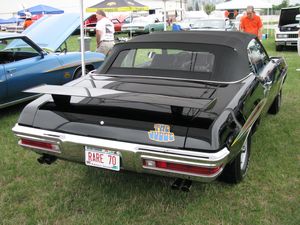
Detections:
[23, 12, 33, 30]
[240, 6, 263, 40]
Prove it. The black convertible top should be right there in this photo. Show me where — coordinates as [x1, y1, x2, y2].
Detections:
[102, 31, 257, 82]
[128, 31, 256, 53]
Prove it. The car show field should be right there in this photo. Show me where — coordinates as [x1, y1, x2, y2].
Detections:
[0, 33, 299, 225]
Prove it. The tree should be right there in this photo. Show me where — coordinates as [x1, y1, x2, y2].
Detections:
[203, 3, 215, 15]
[272, 0, 290, 10]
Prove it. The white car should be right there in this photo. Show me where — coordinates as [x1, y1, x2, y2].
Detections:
[174, 18, 200, 30]
[190, 18, 237, 31]
[297, 14, 300, 56]
[275, 7, 300, 51]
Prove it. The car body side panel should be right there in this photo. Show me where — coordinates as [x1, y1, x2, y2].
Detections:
[0, 65, 6, 104]
[4, 54, 62, 102]
[262, 59, 285, 114]
[48, 52, 104, 79]
[55, 52, 104, 69]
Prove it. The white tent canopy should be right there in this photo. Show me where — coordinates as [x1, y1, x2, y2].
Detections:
[216, 0, 272, 10]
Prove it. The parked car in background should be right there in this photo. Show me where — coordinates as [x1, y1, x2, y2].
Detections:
[84, 15, 134, 36]
[111, 18, 123, 32]
[0, 13, 105, 109]
[173, 11, 208, 31]
[111, 15, 134, 33]
[173, 18, 202, 30]
[83, 14, 97, 36]
[13, 31, 287, 187]
[297, 14, 300, 56]
[121, 15, 164, 35]
[190, 18, 237, 31]
[84, 22, 97, 36]
[275, 6, 300, 51]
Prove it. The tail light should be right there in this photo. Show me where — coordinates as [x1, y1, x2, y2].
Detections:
[19, 138, 60, 153]
[143, 159, 222, 176]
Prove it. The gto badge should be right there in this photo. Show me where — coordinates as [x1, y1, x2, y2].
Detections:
[148, 124, 175, 143]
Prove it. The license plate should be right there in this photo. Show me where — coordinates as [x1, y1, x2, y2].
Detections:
[85, 146, 120, 171]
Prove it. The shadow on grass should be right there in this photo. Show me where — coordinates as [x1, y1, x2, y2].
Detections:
[0, 102, 27, 120]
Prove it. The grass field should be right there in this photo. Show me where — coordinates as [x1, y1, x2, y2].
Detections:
[0, 33, 299, 225]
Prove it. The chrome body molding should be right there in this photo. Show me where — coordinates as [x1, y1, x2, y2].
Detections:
[0, 94, 41, 109]
[12, 124, 230, 182]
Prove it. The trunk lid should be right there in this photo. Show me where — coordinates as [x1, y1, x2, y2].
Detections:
[25, 75, 241, 150]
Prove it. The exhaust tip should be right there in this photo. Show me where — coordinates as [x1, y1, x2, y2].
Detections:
[37, 156, 45, 164]
[181, 180, 192, 192]
[37, 154, 57, 165]
[171, 178, 183, 190]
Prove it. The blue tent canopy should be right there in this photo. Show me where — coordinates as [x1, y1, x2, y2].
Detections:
[0, 17, 24, 24]
[18, 4, 64, 16]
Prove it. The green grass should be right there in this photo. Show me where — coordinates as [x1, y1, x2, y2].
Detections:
[0, 34, 299, 225]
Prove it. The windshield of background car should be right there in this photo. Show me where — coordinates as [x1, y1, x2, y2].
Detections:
[106, 43, 251, 82]
[192, 20, 225, 29]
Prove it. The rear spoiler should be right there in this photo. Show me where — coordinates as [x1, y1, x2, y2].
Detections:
[24, 85, 216, 110]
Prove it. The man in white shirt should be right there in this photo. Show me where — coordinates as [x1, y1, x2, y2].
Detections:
[95, 10, 115, 55]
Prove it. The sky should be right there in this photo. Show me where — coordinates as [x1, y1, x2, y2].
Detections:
[0, 0, 299, 18]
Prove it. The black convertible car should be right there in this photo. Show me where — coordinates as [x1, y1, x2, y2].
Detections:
[13, 32, 287, 187]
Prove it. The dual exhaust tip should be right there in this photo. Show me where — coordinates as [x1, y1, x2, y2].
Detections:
[171, 178, 192, 192]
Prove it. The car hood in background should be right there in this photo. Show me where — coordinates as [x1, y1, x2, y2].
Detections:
[279, 7, 300, 27]
[22, 13, 87, 52]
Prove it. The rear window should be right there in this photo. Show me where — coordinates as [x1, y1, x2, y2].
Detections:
[111, 48, 215, 73]
[104, 43, 251, 82]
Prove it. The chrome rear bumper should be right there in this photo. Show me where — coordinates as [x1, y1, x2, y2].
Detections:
[12, 124, 230, 182]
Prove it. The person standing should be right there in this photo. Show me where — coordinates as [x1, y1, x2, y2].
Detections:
[23, 12, 33, 30]
[95, 10, 115, 55]
[240, 6, 263, 40]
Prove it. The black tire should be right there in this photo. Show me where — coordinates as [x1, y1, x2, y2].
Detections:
[73, 68, 90, 80]
[268, 91, 281, 115]
[220, 134, 251, 184]
[276, 45, 283, 51]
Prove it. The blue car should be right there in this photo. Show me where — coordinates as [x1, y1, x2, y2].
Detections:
[0, 13, 105, 109]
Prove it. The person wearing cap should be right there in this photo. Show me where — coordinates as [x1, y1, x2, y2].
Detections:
[240, 6, 263, 40]
[23, 12, 33, 30]
[95, 10, 115, 55]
